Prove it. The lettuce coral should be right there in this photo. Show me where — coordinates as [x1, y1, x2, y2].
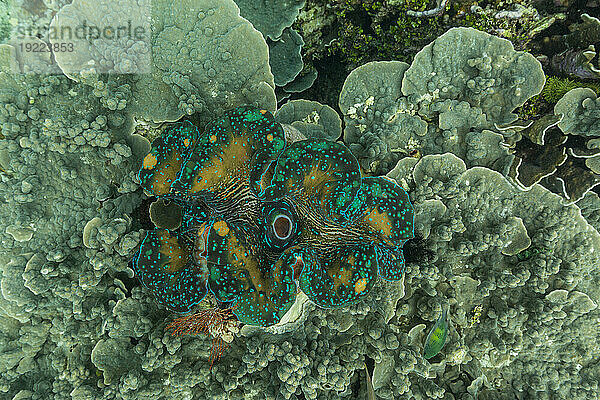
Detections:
[234, 0, 305, 40]
[340, 27, 544, 175]
[555, 88, 600, 138]
[269, 28, 305, 87]
[385, 152, 600, 398]
[0, 2, 599, 399]
[50, 0, 277, 123]
[275, 99, 342, 141]
[502, 88, 600, 204]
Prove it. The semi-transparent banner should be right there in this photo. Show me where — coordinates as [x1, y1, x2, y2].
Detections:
[1, 0, 152, 74]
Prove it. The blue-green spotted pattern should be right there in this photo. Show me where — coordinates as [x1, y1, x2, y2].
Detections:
[346, 177, 414, 241]
[345, 176, 414, 280]
[297, 245, 378, 308]
[375, 246, 406, 281]
[132, 106, 414, 327]
[133, 229, 208, 311]
[207, 221, 297, 326]
[263, 139, 361, 220]
[138, 121, 199, 196]
[172, 107, 286, 198]
[180, 199, 213, 229]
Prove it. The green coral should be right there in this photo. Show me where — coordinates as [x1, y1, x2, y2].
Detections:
[340, 27, 543, 174]
[514, 75, 600, 121]
[541, 76, 600, 104]
[235, 0, 306, 40]
[330, 0, 445, 70]
[269, 27, 304, 86]
[50, 0, 277, 124]
[0, 0, 10, 44]
[275, 99, 342, 140]
[555, 87, 600, 137]
[1, 2, 600, 399]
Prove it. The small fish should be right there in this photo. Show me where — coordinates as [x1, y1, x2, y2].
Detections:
[423, 302, 450, 359]
[364, 362, 375, 400]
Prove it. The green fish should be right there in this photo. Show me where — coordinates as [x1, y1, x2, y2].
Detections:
[364, 362, 375, 400]
[423, 302, 450, 359]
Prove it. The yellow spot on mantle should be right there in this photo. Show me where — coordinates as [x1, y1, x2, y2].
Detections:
[210, 134, 217, 143]
[266, 133, 273, 142]
[142, 153, 158, 169]
[260, 109, 267, 114]
[328, 262, 353, 291]
[213, 220, 230, 237]
[364, 208, 393, 238]
[355, 277, 367, 294]
[183, 138, 191, 147]
[191, 135, 251, 193]
[158, 231, 187, 273]
[149, 152, 182, 195]
[302, 163, 332, 191]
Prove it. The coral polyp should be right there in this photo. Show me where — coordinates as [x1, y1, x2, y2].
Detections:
[133, 106, 414, 327]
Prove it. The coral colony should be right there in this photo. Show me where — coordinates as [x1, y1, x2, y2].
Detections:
[2, 0, 600, 398]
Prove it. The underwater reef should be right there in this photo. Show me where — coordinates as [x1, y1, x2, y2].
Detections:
[0, 0, 599, 399]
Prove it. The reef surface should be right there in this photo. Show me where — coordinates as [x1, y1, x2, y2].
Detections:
[0, 0, 599, 399]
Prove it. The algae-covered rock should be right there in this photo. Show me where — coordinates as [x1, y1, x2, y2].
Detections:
[558, 13, 600, 50]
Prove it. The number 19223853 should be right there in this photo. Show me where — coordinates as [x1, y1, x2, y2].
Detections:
[19, 42, 74, 53]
